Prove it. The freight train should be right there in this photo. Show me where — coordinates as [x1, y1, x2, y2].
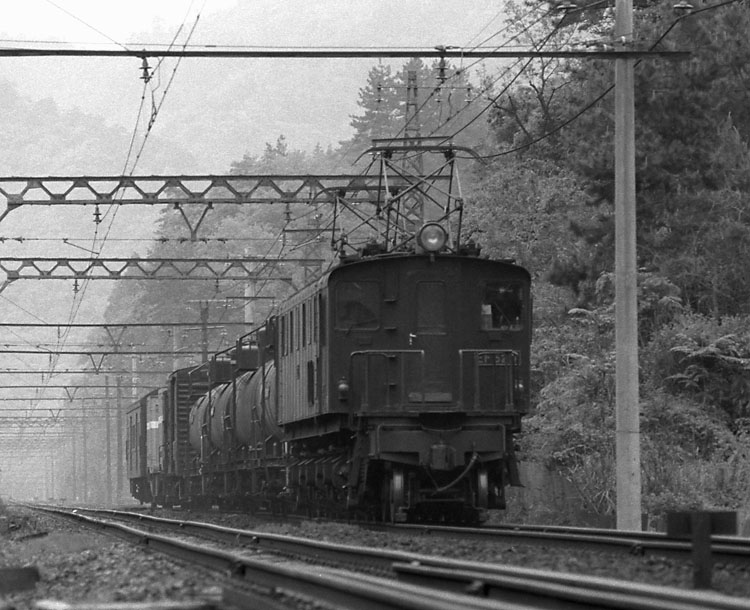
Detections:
[126, 141, 532, 523]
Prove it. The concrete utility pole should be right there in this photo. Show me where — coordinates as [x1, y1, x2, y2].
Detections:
[614, 0, 641, 530]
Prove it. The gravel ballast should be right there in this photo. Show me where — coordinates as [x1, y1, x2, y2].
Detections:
[1, 508, 222, 610]
[2, 505, 750, 609]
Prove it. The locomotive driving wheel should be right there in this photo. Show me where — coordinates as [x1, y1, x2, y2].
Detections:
[381, 468, 405, 522]
[476, 468, 489, 510]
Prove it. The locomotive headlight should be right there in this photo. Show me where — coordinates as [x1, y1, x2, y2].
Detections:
[417, 222, 448, 252]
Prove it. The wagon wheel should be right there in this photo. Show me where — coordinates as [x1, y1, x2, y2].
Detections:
[476, 468, 489, 510]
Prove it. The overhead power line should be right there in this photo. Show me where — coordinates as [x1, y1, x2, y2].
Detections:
[0, 46, 685, 59]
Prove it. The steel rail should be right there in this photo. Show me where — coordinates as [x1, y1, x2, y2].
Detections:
[32, 507, 506, 610]
[56, 508, 748, 610]
[388, 522, 750, 566]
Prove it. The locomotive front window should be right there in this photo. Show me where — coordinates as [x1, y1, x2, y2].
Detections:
[481, 283, 524, 330]
[335, 281, 380, 330]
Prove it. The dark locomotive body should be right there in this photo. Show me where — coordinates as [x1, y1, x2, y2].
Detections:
[128, 245, 530, 523]
[127, 138, 531, 522]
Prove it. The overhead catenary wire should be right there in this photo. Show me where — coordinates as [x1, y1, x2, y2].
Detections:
[14, 3, 208, 408]
[328, 4, 554, 238]
[453, 0, 743, 161]
[42, 0, 131, 51]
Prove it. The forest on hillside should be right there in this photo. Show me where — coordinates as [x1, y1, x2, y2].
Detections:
[83, 1, 750, 520]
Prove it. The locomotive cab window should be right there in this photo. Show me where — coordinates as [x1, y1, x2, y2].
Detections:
[335, 281, 380, 330]
[481, 283, 524, 330]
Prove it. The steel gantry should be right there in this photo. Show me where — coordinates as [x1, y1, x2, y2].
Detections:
[0, 256, 301, 293]
[0, 173, 408, 227]
[0, 172, 449, 293]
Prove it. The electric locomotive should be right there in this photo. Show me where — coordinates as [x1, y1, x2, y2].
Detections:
[126, 138, 532, 523]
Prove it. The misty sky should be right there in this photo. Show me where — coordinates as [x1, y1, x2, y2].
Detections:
[1, 1, 509, 169]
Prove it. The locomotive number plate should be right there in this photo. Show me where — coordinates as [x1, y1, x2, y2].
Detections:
[477, 352, 511, 366]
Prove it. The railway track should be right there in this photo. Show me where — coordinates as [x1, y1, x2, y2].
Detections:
[385, 521, 750, 566]
[27, 505, 750, 610]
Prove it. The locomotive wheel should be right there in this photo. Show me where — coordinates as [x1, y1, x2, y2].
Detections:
[476, 468, 489, 509]
[390, 468, 405, 521]
[381, 468, 405, 523]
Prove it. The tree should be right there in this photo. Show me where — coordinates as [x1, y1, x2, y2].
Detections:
[343, 58, 484, 159]
[482, 2, 750, 314]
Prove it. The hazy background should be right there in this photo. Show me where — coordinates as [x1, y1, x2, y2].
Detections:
[0, 2, 509, 434]
[1, 0, 506, 173]
[0, 0, 507, 313]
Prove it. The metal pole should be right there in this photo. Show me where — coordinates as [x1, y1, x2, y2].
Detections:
[48, 449, 54, 500]
[105, 375, 112, 505]
[44, 453, 49, 500]
[615, 0, 641, 530]
[244, 280, 256, 327]
[116, 376, 123, 503]
[170, 329, 178, 371]
[201, 302, 209, 363]
[71, 426, 78, 502]
[81, 399, 88, 504]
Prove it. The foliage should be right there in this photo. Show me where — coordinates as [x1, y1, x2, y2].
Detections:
[643, 313, 750, 422]
[641, 392, 750, 515]
[523, 356, 750, 518]
[531, 270, 680, 396]
[521, 361, 616, 515]
[462, 157, 593, 277]
[484, 2, 750, 315]
[230, 134, 344, 174]
[648, 189, 750, 316]
[343, 58, 485, 159]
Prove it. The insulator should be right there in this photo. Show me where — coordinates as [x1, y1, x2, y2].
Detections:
[437, 57, 447, 84]
[93, 205, 101, 224]
[556, 0, 577, 10]
[139, 55, 152, 83]
[465, 85, 473, 105]
[673, 0, 693, 9]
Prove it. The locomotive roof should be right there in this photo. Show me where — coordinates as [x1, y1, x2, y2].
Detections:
[273, 251, 531, 315]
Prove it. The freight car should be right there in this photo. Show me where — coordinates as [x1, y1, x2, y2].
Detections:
[127, 222, 531, 523]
